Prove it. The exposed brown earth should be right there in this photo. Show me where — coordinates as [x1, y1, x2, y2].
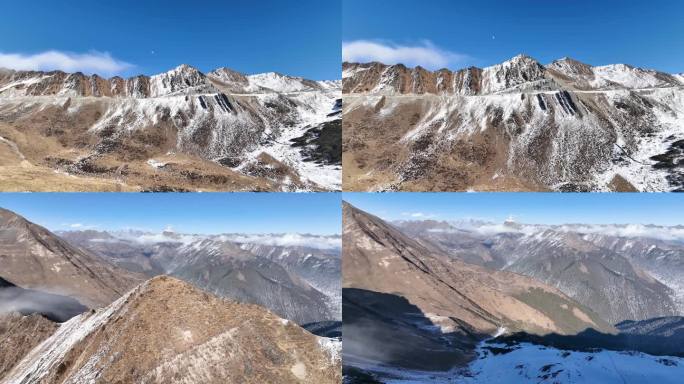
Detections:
[342, 202, 612, 373]
[0, 313, 57, 380]
[4, 276, 341, 384]
[0, 208, 143, 308]
[343, 202, 611, 336]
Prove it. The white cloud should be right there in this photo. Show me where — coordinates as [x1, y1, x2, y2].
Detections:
[69, 223, 83, 228]
[342, 40, 471, 70]
[401, 212, 437, 219]
[85, 230, 341, 250]
[221, 233, 341, 250]
[0, 50, 133, 76]
[558, 224, 684, 242]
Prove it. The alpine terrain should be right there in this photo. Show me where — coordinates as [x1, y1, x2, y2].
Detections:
[342, 203, 684, 383]
[343, 55, 684, 191]
[59, 229, 342, 325]
[0, 65, 341, 191]
[0, 208, 342, 382]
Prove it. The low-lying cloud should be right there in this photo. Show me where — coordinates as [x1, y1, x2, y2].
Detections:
[0, 50, 133, 76]
[81, 230, 341, 250]
[221, 233, 341, 250]
[434, 221, 684, 242]
[0, 286, 87, 322]
[342, 40, 471, 70]
[557, 224, 684, 242]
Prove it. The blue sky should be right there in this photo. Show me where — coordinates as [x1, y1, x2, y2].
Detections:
[0, 0, 340, 80]
[344, 193, 684, 226]
[0, 193, 342, 235]
[343, 0, 684, 73]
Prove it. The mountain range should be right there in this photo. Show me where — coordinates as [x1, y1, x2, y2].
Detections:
[343, 203, 684, 383]
[0, 208, 342, 382]
[58, 229, 342, 324]
[0, 65, 341, 192]
[343, 55, 684, 192]
[395, 219, 684, 324]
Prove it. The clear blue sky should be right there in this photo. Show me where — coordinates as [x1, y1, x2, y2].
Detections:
[343, 0, 684, 73]
[344, 193, 684, 226]
[0, 0, 341, 79]
[0, 193, 342, 235]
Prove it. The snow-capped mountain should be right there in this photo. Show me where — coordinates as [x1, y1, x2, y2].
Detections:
[0, 64, 341, 191]
[343, 55, 684, 191]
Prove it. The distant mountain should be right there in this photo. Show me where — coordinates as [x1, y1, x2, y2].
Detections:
[342, 203, 611, 375]
[60, 229, 342, 324]
[581, 233, 684, 310]
[396, 219, 682, 324]
[343, 55, 684, 191]
[3, 276, 341, 384]
[0, 65, 341, 191]
[0, 208, 143, 308]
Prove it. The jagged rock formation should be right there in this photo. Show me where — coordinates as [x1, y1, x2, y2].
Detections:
[343, 55, 684, 191]
[2, 276, 341, 384]
[342, 202, 611, 374]
[0, 65, 341, 191]
[0, 208, 143, 308]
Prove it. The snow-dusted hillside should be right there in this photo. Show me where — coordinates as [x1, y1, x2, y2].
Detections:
[343, 55, 684, 191]
[461, 341, 684, 384]
[346, 340, 683, 384]
[0, 65, 341, 191]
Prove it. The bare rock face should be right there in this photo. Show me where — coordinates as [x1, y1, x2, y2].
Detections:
[0, 208, 143, 308]
[343, 55, 684, 192]
[0, 312, 57, 380]
[3, 276, 341, 384]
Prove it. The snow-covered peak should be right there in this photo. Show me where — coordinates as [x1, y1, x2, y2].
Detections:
[591, 63, 676, 89]
[489, 54, 541, 69]
[316, 79, 342, 91]
[149, 64, 212, 97]
[481, 54, 546, 93]
[209, 67, 248, 83]
[246, 72, 320, 93]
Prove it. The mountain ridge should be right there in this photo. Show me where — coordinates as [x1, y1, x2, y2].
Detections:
[3, 275, 341, 384]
